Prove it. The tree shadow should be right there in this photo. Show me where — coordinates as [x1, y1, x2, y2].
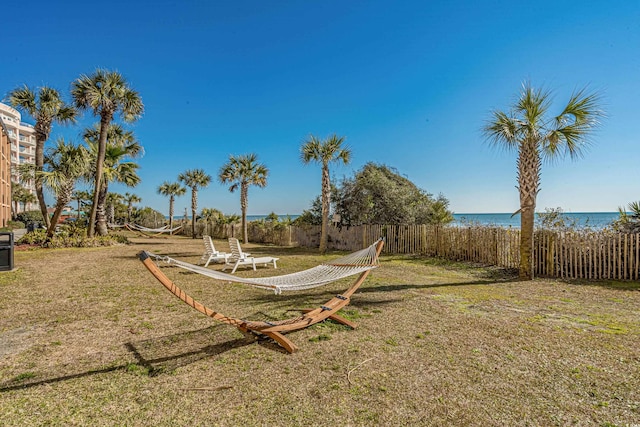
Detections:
[552, 278, 640, 292]
[0, 326, 259, 392]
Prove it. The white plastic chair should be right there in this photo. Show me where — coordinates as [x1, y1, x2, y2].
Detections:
[200, 235, 231, 267]
[222, 237, 278, 274]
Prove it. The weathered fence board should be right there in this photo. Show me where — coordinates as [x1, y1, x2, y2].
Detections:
[180, 221, 639, 281]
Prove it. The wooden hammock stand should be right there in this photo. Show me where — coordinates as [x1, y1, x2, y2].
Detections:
[137, 239, 384, 353]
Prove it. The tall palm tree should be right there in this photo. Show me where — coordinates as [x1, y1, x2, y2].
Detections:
[157, 182, 186, 230]
[219, 153, 269, 243]
[178, 169, 211, 238]
[301, 134, 351, 253]
[123, 192, 141, 224]
[71, 69, 144, 237]
[84, 124, 142, 235]
[38, 139, 89, 239]
[9, 85, 77, 227]
[483, 83, 603, 280]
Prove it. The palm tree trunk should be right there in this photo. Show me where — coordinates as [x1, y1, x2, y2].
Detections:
[46, 184, 73, 240]
[34, 132, 51, 228]
[517, 140, 541, 280]
[241, 183, 248, 243]
[168, 196, 174, 230]
[96, 183, 109, 236]
[320, 164, 331, 253]
[191, 189, 198, 238]
[87, 113, 112, 237]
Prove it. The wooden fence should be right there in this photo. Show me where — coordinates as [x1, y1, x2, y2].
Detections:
[182, 222, 639, 281]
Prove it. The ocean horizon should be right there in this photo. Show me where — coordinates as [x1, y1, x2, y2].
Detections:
[167, 212, 622, 229]
[452, 212, 621, 229]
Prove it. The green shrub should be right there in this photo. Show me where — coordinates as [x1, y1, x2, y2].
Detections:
[6, 221, 25, 229]
[17, 229, 129, 248]
[15, 211, 44, 224]
[18, 229, 47, 245]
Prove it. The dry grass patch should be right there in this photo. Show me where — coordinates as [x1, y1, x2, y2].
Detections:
[1, 236, 639, 426]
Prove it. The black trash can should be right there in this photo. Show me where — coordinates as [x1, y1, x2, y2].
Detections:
[0, 232, 14, 271]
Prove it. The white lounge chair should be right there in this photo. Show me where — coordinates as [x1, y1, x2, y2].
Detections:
[222, 237, 278, 274]
[200, 236, 231, 267]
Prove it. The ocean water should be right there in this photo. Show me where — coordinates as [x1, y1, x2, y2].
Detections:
[169, 212, 621, 229]
[452, 212, 621, 229]
[169, 214, 300, 221]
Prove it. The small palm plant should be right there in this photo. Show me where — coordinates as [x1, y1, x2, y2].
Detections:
[38, 139, 90, 239]
[614, 201, 640, 233]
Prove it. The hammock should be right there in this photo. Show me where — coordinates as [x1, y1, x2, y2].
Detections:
[126, 223, 183, 236]
[137, 238, 385, 353]
[144, 239, 380, 294]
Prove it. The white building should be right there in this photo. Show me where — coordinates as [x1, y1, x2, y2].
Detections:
[0, 102, 36, 212]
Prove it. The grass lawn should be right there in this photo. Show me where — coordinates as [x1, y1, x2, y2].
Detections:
[1, 235, 638, 426]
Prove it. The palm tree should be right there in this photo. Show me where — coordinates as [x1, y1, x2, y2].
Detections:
[178, 169, 211, 238]
[105, 192, 124, 224]
[9, 85, 77, 227]
[70, 190, 92, 221]
[614, 201, 640, 234]
[11, 182, 37, 217]
[38, 139, 89, 239]
[483, 83, 603, 280]
[71, 69, 144, 237]
[83, 124, 142, 235]
[219, 154, 269, 243]
[123, 192, 141, 224]
[200, 207, 224, 224]
[301, 134, 351, 252]
[157, 182, 186, 230]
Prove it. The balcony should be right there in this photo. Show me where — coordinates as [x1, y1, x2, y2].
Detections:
[19, 137, 35, 146]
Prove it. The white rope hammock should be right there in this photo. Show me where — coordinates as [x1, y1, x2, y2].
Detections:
[126, 223, 182, 233]
[145, 239, 382, 294]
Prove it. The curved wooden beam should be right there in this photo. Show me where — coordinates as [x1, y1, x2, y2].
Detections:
[137, 239, 384, 353]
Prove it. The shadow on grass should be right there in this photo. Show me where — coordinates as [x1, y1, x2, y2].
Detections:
[0, 326, 256, 392]
[125, 329, 256, 376]
[358, 278, 521, 294]
[556, 278, 640, 292]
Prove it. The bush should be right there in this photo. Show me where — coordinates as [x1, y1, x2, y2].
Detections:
[6, 221, 25, 229]
[17, 229, 129, 248]
[15, 210, 44, 224]
[18, 229, 47, 245]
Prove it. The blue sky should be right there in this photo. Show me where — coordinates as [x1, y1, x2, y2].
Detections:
[2, 1, 639, 215]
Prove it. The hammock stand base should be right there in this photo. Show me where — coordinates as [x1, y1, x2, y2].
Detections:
[138, 239, 384, 353]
